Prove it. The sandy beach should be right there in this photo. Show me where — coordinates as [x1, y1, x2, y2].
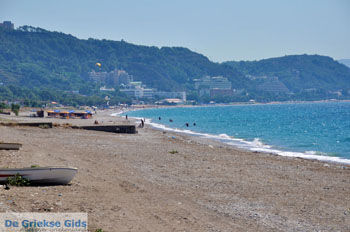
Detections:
[0, 110, 350, 231]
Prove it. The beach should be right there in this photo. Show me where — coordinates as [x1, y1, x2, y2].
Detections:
[0, 110, 350, 231]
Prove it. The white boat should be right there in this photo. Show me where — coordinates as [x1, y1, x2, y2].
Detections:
[0, 166, 78, 185]
[0, 143, 22, 150]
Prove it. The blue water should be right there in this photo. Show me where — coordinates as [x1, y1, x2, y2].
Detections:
[123, 102, 350, 163]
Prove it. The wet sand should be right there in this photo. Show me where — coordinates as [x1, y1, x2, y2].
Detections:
[0, 110, 349, 231]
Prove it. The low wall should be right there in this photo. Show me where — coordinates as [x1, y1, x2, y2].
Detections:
[78, 125, 137, 134]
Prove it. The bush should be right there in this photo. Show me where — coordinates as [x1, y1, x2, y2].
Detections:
[0, 102, 8, 109]
[11, 103, 20, 116]
[7, 173, 30, 186]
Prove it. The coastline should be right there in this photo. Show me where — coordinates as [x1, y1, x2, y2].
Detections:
[0, 110, 350, 231]
[122, 103, 350, 166]
[113, 99, 350, 118]
[139, 117, 350, 165]
[128, 99, 350, 110]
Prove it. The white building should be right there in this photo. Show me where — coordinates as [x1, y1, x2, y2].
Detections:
[194, 76, 232, 97]
[120, 86, 154, 99]
[194, 76, 232, 90]
[154, 91, 186, 101]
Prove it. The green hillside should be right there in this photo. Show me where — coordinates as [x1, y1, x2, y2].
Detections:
[0, 26, 244, 91]
[225, 55, 350, 96]
[1, 25, 350, 105]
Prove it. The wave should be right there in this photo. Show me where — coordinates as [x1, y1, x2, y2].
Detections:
[112, 113, 350, 165]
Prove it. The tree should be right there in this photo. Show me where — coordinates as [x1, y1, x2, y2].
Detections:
[11, 103, 20, 116]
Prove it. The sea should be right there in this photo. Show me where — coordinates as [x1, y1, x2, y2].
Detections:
[121, 101, 350, 164]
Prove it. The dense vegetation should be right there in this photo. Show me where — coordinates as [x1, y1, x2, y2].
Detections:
[0, 25, 350, 105]
[225, 55, 350, 93]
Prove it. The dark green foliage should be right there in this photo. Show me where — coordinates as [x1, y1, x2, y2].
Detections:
[224, 55, 350, 97]
[7, 173, 30, 186]
[11, 103, 20, 115]
[0, 102, 8, 109]
[0, 26, 245, 103]
[0, 26, 243, 91]
[0, 26, 349, 103]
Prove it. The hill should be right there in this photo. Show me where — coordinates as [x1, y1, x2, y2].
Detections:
[224, 55, 350, 100]
[0, 26, 244, 93]
[338, 59, 350, 68]
[0, 25, 350, 104]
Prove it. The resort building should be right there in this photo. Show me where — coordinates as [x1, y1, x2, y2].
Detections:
[194, 76, 232, 90]
[256, 76, 290, 93]
[120, 86, 187, 101]
[156, 98, 184, 105]
[142, 88, 155, 98]
[89, 69, 187, 101]
[154, 91, 186, 101]
[99, 86, 115, 92]
[210, 89, 234, 97]
[117, 70, 133, 85]
[88, 69, 133, 86]
[120, 87, 145, 98]
[194, 76, 232, 97]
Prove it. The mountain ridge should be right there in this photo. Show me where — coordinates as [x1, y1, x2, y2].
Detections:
[338, 59, 350, 68]
[0, 25, 349, 104]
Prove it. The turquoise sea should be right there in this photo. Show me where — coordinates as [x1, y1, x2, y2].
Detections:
[123, 102, 350, 164]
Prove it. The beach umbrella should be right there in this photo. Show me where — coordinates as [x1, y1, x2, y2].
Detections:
[69, 110, 75, 113]
[54, 109, 60, 113]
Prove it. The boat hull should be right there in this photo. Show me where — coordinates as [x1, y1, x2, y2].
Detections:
[0, 167, 77, 185]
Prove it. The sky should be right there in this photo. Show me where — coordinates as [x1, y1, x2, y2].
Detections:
[1, 0, 349, 62]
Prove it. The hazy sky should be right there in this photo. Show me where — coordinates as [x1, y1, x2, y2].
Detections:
[1, 0, 349, 62]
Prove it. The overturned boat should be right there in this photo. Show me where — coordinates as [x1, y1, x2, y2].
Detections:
[0, 166, 78, 185]
[0, 143, 22, 150]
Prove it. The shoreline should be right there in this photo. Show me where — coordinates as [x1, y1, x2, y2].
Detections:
[112, 99, 350, 117]
[1, 111, 350, 231]
[128, 98, 350, 110]
[142, 117, 350, 165]
[120, 104, 350, 166]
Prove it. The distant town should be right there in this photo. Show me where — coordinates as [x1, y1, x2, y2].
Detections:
[88, 68, 244, 105]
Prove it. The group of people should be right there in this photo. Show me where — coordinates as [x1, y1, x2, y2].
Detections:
[126, 114, 197, 128]
[158, 116, 196, 127]
[125, 114, 145, 128]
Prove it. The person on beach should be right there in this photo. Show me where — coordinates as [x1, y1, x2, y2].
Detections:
[126, 115, 128, 120]
[141, 119, 144, 128]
